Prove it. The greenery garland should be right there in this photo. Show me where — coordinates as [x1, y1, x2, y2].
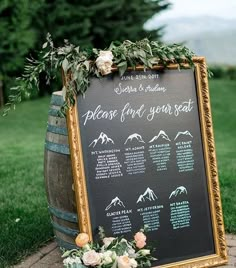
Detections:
[3, 33, 198, 116]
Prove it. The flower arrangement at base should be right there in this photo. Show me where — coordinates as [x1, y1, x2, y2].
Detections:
[62, 227, 156, 268]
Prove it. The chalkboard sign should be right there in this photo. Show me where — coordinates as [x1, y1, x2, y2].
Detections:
[67, 58, 227, 267]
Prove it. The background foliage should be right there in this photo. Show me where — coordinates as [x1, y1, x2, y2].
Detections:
[208, 65, 236, 80]
[0, 0, 170, 102]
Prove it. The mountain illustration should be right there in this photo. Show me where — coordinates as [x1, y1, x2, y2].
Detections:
[174, 131, 193, 141]
[136, 187, 158, 203]
[169, 186, 187, 199]
[89, 132, 114, 148]
[124, 133, 145, 145]
[149, 130, 171, 143]
[105, 197, 125, 211]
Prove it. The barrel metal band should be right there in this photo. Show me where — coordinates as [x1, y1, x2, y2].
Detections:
[48, 205, 78, 223]
[56, 237, 79, 250]
[45, 140, 70, 155]
[51, 220, 78, 237]
[47, 124, 68, 136]
[50, 94, 64, 106]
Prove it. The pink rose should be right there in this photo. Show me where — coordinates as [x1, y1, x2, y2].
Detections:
[134, 232, 147, 249]
[134, 232, 146, 242]
[135, 239, 146, 249]
[82, 250, 101, 266]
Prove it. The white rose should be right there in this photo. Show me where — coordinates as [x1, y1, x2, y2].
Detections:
[103, 237, 115, 248]
[130, 258, 138, 268]
[138, 249, 150, 256]
[102, 250, 113, 258]
[63, 256, 81, 266]
[82, 250, 101, 266]
[96, 50, 114, 75]
[117, 256, 137, 268]
[102, 250, 117, 260]
[102, 252, 113, 265]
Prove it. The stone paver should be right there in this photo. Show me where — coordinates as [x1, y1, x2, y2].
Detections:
[14, 235, 236, 267]
[14, 242, 59, 268]
[31, 248, 63, 268]
[225, 234, 236, 267]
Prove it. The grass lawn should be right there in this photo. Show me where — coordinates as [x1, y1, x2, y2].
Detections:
[0, 78, 235, 267]
[0, 97, 54, 267]
[209, 79, 236, 233]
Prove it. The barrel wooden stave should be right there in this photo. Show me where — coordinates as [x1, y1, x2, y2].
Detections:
[44, 91, 79, 249]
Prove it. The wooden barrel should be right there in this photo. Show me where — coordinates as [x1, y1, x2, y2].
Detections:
[44, 91, 79, 249]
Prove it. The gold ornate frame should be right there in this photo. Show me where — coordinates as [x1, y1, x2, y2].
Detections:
[66, 57, 227, 267]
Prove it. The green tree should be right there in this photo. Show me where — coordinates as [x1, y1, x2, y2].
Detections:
[0, 0, 44, 100]
[37, 0, 170, 48]
[0, 0, 170, 101]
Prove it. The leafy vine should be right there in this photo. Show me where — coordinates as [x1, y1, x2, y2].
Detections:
[3, 33, 198, 116]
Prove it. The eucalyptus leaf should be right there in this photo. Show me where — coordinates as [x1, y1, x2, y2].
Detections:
[118, 63, 127, 77]
[62, 251, 71, 258]
[83, 60, 90, 71]
[114, 241, 128, 255]
[62, 58, 69, 72]
[42, 42, 48, 49]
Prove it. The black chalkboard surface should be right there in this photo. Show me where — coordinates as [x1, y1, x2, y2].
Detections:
[67, 59, 227, 268]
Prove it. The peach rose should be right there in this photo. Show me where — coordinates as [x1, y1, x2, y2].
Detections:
[82, 250, 101, 266]
[134, 232, 146, 249]
[75, 233, 90, 247]
[117, 255, 137, 268]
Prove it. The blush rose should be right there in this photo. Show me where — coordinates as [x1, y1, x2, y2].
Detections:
[82, 250, 101, 266]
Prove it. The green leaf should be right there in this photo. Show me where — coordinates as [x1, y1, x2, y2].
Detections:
[138, 50, 146, 59]
[42, 42, 48, 49]
[62, 251, 71, 258]
[106, 238, 119, 250]
[83, 61, 90, 71]
[117, 61, 127, 76]
[62, 58, 69, 72]
[114, 241, 128, 255]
